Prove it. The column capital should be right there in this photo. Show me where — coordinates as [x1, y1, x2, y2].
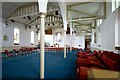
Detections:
[39, 12, 47, 18]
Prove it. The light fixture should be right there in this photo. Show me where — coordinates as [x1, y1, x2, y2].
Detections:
[23, 17, 26, 19]
[28, 26, 31, 29]
[55, 11, 58, 15]
[11, 19, 15, 22]
[27, 16, 31, 20]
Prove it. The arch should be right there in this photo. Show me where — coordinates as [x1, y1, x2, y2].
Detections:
[58, 0, 68, 30]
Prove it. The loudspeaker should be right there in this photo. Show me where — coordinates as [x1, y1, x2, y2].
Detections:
[55, 11, 58, 15]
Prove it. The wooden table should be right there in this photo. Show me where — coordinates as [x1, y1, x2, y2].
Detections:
[88, 69, 120, 80]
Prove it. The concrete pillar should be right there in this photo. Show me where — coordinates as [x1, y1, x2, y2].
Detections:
[39, 12, 46, 79]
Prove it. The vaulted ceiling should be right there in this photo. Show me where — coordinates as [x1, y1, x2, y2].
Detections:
[2, 1, 106, 35]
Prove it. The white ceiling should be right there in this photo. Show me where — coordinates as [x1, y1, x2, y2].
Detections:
[2, 1, 104, 35]
[2, 2, 32, 18]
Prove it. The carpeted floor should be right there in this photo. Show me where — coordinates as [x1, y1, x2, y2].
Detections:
[2, 50, 78, 79]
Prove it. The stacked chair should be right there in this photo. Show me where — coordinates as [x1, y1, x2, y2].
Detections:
[76, 49, 120, 80]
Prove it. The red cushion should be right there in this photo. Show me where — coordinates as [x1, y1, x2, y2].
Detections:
[101, 54, 107, 61]
[90, 61, 104, 68]
[111, 54, 119, 61]
[97, 52, 102, 58]
[77, 54, 88, 58]
[105, 58, 116, 70]
[76, 58, 90, 67]
[88, 56, 98, 61]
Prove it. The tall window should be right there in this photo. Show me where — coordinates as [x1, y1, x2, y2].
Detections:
[14, 28, 19, 44]
[31, 31, 34, 44]
[97, 19, 103, 27]
[56, 32, 62, 42]
[112, 0, 120, 12]
[116, 0, 120, 8]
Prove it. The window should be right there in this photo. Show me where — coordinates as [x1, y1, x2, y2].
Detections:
[14, 28, 19, 44]
[116, 0, 120, 8]
[31, 31, 34, 44]
[97, 19, 103, 27]
[56, 32, 62, 42]
[112, 0, 120, 12]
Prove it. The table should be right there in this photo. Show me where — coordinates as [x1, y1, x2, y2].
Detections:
[88, 69, 120, 80]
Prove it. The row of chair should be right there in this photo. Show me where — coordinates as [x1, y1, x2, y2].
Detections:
[2, 48, 38, 59]
[76, 50, 120, 79]
[45, 47, 71, 53]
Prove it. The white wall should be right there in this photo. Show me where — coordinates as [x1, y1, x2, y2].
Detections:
[118, 7, 120, 46]
[2, 19, 39, 47]
[53, 28, 64, 47]
[2, 20, 14, 46]
[45, 35, 53, 46]
[91, 2, 119, 53]
[52, 29, 85, 48]
[73, 36, 85, 49]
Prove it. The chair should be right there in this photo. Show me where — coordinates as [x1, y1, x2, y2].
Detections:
[4, 50, 13, 58]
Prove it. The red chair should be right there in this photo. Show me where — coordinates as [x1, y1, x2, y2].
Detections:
[13, 49, 20, 56]
[4, 50, 13, 58]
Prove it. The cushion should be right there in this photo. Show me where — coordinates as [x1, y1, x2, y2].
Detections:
[77, 54, 88, 58]
[90, 61, 104, 68]
[76, 58, 90, 67]
[88, 56, 98, 61]
[105, 58, 116, 70]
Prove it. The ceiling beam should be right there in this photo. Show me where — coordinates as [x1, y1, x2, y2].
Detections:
[68, 18, 97, 22]
[81, 29, 91, 33]
[68, 8, 104, 18]
[67, 2, 93, 7]
[104, 2, 106, 18]
[68, 16, 105, 22]
[74, 23, 92, 33]
[75, 24, 93, 31]
[26, 15, 39, 26]
[68, 8, 95, 17]
[74, 21, 95, 29]
[74, 21, 91, 26]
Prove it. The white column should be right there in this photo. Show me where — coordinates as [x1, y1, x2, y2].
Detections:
[39, 12, 46, 79]
[64, 30, 66, 58]
[70, 22, 73, 52]
[70, 35, 73, 52]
